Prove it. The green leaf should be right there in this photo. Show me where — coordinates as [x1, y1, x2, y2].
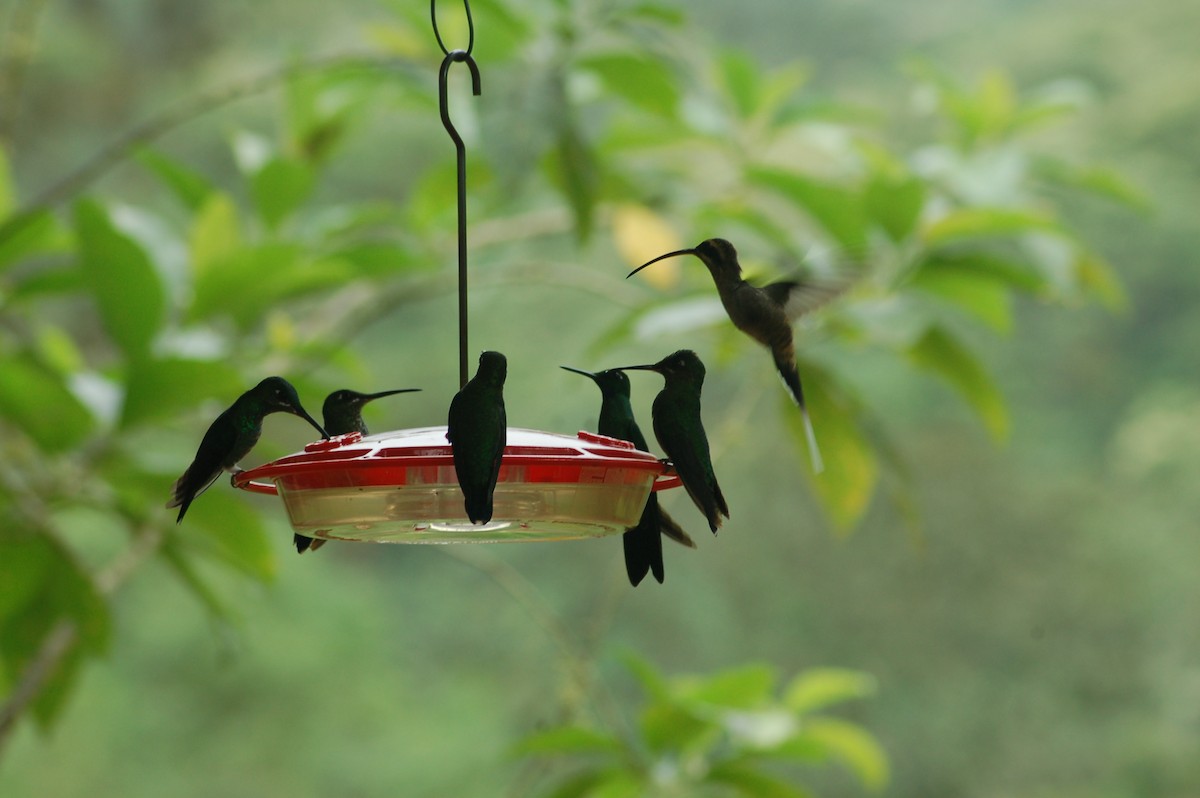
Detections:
[535, 768, 641, 798]
[909, 264, 1013, 333]
[784, 668, 877, 715]
[913, 252, 1048, 296]
[705, 763, 815, 798]
[864, 173, 925, 242]
[0, 528, 53, 624]
[578, 53, 679, 118]
[1033, 158, 1151, 212]
[159, 537, 236, 622]
[184, 489, 276, 583]
[74, 198, 165, 358]
[907, 325, 1008, 441]
[0, 353, 95, 452]
[799, 718, 888, 791]
[0, 144, 13, 218]
[0, 531, 111, 731]
[676, 663, 777, 710]
[747, 167, 868, 252]
[551, 120, 600, 241]
[191, 242, 356, 327]
[1073, 250, 1127, 312]
[189, 192, 243, 274]
[137, 149, 215, 212]
[250, 156, 316, 230]
[514, 726, 624, 757]
[639, 700, 713, 753]
[719, 50, 760, 120]
[120, 356, 245, 428]
[0, 210, 70, 273]
[786, 368, 878, 530]
[922, 207, 1063, 247]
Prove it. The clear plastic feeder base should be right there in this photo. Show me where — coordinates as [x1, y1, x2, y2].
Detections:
[233, 426, 679, 544]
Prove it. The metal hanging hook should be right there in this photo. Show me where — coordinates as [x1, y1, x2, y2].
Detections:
[432, 0, 481, 389]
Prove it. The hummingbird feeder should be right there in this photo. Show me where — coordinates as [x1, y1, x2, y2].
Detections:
[231, 0, 680, 544]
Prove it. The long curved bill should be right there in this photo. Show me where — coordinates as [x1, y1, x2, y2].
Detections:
[364, 388, 421, 401]
[612, 363, 659, 373]
[292, 407, 329, 440]
[626, 248, 698, 278]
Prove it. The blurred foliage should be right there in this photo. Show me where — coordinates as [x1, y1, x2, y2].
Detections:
[516, 656, 885, 797]
[0, 0, 1171, 795]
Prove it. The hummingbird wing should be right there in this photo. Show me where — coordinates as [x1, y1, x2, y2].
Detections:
[761, 277, 847, 324]
[166, 408, 242, 521]
[653, 398, 727, 533]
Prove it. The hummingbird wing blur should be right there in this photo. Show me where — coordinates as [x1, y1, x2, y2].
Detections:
[761, 277, 846, 323]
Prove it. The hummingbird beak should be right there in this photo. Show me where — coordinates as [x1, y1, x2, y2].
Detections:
[293, 407, 329, 440]
[612, 364, 659, 373]
[627, 248, 697, 279]
[560, 365, 599, 382]
[363, 388, 421, 402]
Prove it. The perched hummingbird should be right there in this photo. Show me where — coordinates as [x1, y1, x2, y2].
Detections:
[293, 387, 423, 554]
[616, 350, 729, 534]
[562, 365, 696, 586]
[628, 238, 841, 472]
[447, 351, 507, 524]
[167, 376, 327, 523]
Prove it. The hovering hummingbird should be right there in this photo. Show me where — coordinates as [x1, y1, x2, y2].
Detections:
[628, 238, 841, 473]
[562, 365, 696, 586]
[616, 350, 729, 534]
[447, 351, 507, 524]
[293, 386, 423, 554]
[167, 376, 327, 523]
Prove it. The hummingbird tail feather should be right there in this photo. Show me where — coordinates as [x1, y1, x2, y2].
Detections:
[622, 530, 650, 587]
[773, 352, 825, 473]
[657, 507, 696, 549]
[802, 407, 824, 474]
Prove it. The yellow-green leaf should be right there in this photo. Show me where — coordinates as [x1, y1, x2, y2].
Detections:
[908, 325, 1009, 441]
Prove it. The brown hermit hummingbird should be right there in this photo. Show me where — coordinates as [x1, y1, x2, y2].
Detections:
[627, 238, 841, 473]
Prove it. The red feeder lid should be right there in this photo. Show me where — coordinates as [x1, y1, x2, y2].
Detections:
[233, 426, 681, 544]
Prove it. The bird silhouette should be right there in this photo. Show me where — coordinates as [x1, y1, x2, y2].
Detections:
[168, 377, 326, 523]
[562, 365, 695, 585]
[294, 387, 421, 554]
[616, 350, 729, 534]
[447, 351, 507, 524]
[628, 238, 843, 472]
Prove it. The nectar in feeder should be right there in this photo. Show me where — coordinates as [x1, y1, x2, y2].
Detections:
[233, 426, 680, 545]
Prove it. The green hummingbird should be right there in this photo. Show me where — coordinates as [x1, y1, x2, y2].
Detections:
[562, 365, 696, 586]
[293, 386, 423, 554]
[167, 376, 327, 523]
[616, 350, 729, 534]
[447, 351, 507, 524]
[628, 238, 841, 473]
